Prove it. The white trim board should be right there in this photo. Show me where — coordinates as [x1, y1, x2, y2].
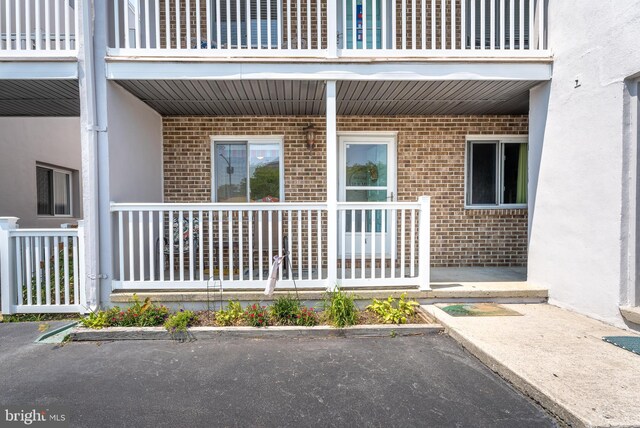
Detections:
[0, 61, 78, 79]
[106, 61, 552, 82]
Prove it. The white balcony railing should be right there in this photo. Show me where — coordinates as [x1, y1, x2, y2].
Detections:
[109, 0, 547, 58]
[0, 0, 79, 54]
[110, 198, 430, 290]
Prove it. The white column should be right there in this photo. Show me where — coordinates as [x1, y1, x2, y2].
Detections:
[327, 0, 337, 57]
[0, 217, 19, 314]
[78, 0, 102, 310]
[418, 196, 431, 290]
[326, 81, 338, 289]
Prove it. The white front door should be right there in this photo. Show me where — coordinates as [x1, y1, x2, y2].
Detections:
[338, 135, 396, 257]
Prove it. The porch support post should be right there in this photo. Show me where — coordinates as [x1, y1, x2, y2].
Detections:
[326, 80, 338, 289]
[0, 217, 19, 315]
[418, 196, 431, 290]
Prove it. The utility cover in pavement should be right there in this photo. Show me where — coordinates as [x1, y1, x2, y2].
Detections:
[437, 303, 522, 317]
[602, 336, 640, 356]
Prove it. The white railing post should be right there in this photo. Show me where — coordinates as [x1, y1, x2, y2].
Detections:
[77, 220, 89, 312]
[0, 217, 19, 315]
[326, 80, 338, 288]
[418, 196, 430, 290]
[327, 0, 338, 57]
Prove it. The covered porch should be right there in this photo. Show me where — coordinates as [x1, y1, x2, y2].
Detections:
[101, 72, 541, 295]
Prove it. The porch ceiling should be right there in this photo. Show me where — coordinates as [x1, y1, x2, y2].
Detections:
[116, 79, 537, 116]
[0, 80, 80, 116]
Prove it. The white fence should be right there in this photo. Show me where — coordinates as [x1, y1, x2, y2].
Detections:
[0, 0, 79, 53]
[0, 218, 86, 314]
[110, 197, 430, 290]
[109, 0, 547, 57]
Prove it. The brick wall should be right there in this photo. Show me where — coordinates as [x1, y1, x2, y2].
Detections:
[163, 115, 528, 267]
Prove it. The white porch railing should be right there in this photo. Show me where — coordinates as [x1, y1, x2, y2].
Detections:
[0, 0, 79, 54]
[0, 218, 87, 314]
[111, 202, 329, 289]
[110, 197, 430, 290]
[108, 0, 547, 58]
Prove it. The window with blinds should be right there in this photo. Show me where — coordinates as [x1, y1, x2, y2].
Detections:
[36, 165, 73, 216]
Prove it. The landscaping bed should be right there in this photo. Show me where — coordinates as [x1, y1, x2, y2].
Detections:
[71, 289, 439, 341]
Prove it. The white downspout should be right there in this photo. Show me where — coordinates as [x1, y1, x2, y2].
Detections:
[78, 0, 101, 309]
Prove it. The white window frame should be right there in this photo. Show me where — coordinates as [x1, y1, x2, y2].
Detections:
[337, 132, 398, 202]
[210, 135, 285, 203]
[465, 135, 528, 209]
[36, 164, 73, 218]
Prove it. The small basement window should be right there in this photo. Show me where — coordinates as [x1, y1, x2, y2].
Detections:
[466, 138, 528, 208]
[36, 165, 73, 216]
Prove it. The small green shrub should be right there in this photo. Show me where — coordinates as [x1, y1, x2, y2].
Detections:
[397, 293, 420, 316]
[366, 293, 420, 324]
[114, 294, 169, 327]
[244, 303, 270, 327]
[296, 306, 319, 326]
[216, 300, 244, 326]
[80, 295, 169, 329]
[270, 294, 301, 325]
[164, 310, 198, 333]
[322, 287, 358, 328]
[79, 311, 110, 329]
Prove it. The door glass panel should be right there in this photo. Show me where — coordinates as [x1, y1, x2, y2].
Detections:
[249, 143, 281, 202]
[346, 144, 387, 187]
[346, 189, 387, 233]
[216, 143, 248, 202]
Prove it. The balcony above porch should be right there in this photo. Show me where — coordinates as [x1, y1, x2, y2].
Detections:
[107, 0, 550, 63]
[0, 1, 80, 62]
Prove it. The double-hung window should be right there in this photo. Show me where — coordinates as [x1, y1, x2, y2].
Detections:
[36, 165, 73, 216]
[213, 138, 283, 203]
[466, 137, 528, 208]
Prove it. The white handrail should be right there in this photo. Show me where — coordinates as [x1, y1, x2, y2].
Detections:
[107, 0, 548, 57]
[111, 202, 328, 211]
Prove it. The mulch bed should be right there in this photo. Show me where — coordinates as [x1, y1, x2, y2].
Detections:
[192, 309, 429, 327]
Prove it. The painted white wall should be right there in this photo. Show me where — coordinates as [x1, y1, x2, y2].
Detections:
[100, 81, 163, 305]
[0, 117, 81, 228]
[106, 82, 163, 203]
[528, 1, 640, 327]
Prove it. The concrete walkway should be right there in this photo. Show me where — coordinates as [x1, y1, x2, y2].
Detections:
[424, 304, 640, 428]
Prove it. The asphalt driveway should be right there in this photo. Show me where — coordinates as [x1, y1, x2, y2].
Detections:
[0, 322, 556, 427]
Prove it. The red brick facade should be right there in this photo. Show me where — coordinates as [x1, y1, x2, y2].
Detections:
[163, 115, 528, 267]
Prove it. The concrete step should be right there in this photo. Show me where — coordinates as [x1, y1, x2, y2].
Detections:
[110, 282, 547, 305]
